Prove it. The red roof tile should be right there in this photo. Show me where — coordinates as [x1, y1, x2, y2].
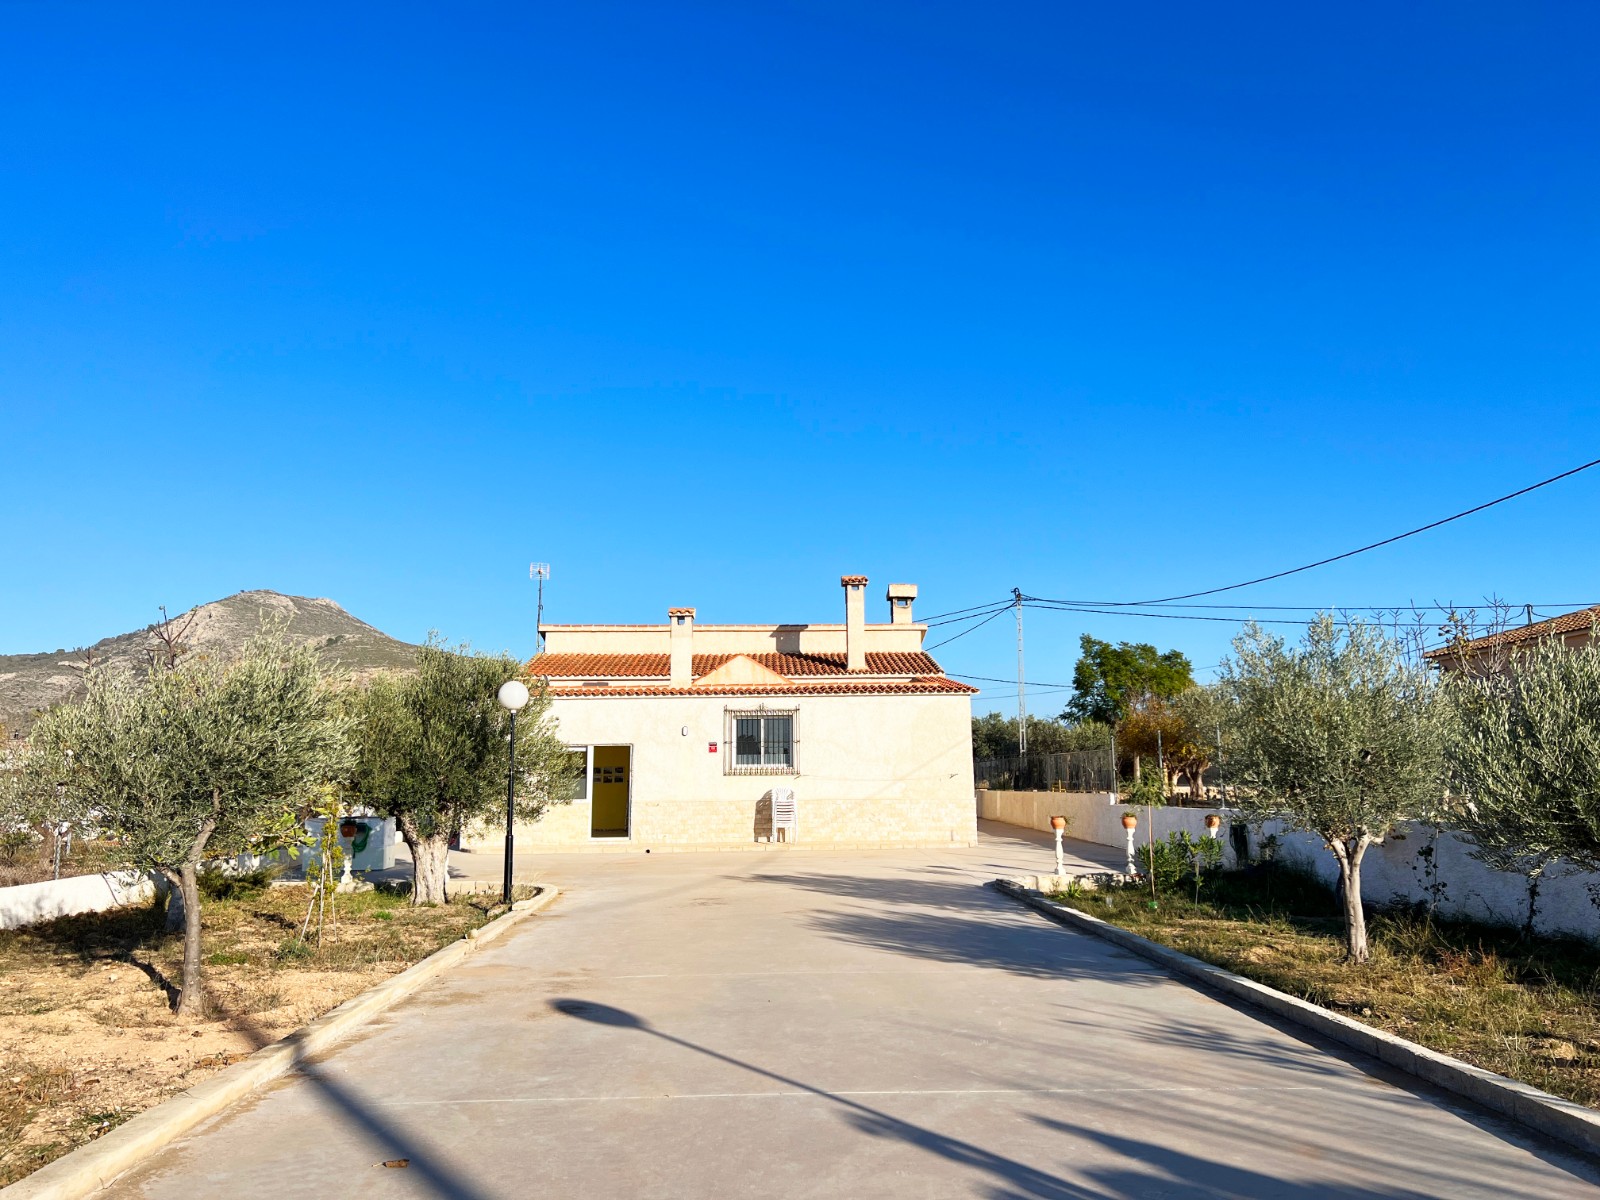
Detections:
[545, 677, 979, 698]
[528, 651, 945, 678]
[1424, 605, 1600, 660]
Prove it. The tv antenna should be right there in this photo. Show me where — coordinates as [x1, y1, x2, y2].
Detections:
[530, 563, 550, 651]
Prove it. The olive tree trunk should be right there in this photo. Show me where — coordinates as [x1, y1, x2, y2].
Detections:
[171, 814, 217, 1016]
[399, 819, 451, 905]
[1329, 833, 1373, 964]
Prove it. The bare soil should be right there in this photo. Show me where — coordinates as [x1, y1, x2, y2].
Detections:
[0, 882, 517, 1186]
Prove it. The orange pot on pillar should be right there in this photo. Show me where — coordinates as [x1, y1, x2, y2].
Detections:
[1049, 815, 1067, 831]
[1121, 813, 1138, 831]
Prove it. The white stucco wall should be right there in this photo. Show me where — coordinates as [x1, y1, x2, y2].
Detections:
[467, 691, 976, 850]
[1250, 822, 1600, 942]
[0, 870, 156, 930]
[980, 789, 1600, 941]
[977, 790, 1236, 867]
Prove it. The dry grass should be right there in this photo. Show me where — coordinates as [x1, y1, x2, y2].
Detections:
[1051, 865, 1600, 1109]
[0, 880, 530, 1186]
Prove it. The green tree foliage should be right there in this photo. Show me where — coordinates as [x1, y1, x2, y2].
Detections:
[1446, 630, 1600, 931]
[1064, 636, 1194, 726]
[970, 712, 1111, 760]
[349, 637, 576, 905]
[1221, 616, 1448, 963]
[28, 629, 350, 1014]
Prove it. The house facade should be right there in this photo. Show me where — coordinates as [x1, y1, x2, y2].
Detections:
[497, 575, 978, 851]
[1425, 604, 1600, 674]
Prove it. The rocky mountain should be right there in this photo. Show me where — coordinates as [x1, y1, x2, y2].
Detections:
[0, 590, 419, 734]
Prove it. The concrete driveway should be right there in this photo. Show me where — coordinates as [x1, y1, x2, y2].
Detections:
[107, 828, 1600, 1198]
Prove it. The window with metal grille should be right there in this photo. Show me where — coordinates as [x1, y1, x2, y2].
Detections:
[724, 709, 797, 775]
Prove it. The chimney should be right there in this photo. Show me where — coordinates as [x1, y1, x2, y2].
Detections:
[886, 583, 917, 625]
[841, 575, 868, 671]
[669, 607, 695, 686]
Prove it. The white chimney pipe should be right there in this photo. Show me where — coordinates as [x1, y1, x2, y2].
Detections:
[669, 607, 695, 686]
[842, 575, 867, 671]
[886, 583, 917, 626]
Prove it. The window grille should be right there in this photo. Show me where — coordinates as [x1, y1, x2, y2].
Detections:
[723, 707, 798, 776]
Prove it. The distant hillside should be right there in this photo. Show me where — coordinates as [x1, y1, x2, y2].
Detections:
[0, 590, 418, 734]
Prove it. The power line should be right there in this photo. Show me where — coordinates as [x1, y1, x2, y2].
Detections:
[924, 602, 1014, 628]
[1116, 455, 1600, 605]
[1022, 602, 1414, 627]
[918, 599, 1017, 623]
[925, 605, 1011, 650]
[949, 672, 1076, 688]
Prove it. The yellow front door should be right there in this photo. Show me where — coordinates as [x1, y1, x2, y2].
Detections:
[590, 745, 630, 838]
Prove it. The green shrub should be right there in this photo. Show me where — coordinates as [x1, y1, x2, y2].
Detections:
[1141, 831, 1224, 897]
[197, 864, 282, 902]
[274, 936, 313, 962]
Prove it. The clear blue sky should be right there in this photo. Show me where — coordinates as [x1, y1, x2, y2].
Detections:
[4, 2, 1597, 714]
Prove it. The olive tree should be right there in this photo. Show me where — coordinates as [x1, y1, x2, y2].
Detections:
[349, 638, 575, 905]
[29, 630, 350, 1014]
[1445, 629, 1600, 932]
[1222, 616, 1448, 963]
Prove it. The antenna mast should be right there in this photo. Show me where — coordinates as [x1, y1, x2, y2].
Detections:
[530, 563, 550, 651]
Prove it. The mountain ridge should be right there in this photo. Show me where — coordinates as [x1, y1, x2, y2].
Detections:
[0, 589, 419, 734]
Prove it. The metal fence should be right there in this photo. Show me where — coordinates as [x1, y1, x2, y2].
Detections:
[974, 750, 1116, 794]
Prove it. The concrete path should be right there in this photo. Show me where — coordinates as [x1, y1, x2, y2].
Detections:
[107, 831, 1600, 1198]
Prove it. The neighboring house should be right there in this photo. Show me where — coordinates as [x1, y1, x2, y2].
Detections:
[1425, 604, 1600, 674]
[500, 575, 979, 851]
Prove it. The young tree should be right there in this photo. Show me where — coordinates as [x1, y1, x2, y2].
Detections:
[1445, 629, 1600, 932]
[970, 712, 1111, 760]
[1064, 636, 1193, 726]
[28, 630, 350, 1014]
[349, 638, 575, 905]
[1222, 616, 1448, 963]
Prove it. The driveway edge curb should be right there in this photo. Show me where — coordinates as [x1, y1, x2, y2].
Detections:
[991, 878, 1600, 1160]
[1, 885, 562, 1200]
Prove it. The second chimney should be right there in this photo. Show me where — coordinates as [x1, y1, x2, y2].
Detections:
[669, 607, 695, 686]
[841, 575, 868, 671]
[886, 583, 917, 625]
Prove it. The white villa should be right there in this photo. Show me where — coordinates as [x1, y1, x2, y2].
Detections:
[495, 575, 978, 851]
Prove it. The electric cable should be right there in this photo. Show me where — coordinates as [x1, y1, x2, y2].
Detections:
[1105, 455, 1600, 605]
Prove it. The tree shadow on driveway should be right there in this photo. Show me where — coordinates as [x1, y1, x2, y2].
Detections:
[751, 869, 1167, 985]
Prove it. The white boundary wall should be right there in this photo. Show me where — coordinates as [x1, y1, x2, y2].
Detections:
[0, 870, 156, 930]
[977, 789, 1238, 867]
[979, 789, 1600, 941]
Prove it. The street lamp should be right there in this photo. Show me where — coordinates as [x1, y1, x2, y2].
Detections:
[497, 679, 530, 905]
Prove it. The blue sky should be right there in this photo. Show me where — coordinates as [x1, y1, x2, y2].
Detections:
[4, 1, 1597, 714]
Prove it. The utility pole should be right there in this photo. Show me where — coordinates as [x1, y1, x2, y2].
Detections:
[531, 563, 550, 652]
[1014, 587, 1027, 756]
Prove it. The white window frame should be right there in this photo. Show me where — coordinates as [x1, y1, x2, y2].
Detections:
[724, 707, 798, 776]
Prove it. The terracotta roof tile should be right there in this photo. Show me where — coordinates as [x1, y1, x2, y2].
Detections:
[545, 677, 979, 698]
[840, 575, 868, 586]
[1424, 605, 1600, 660]
[528, 651, 945, 678]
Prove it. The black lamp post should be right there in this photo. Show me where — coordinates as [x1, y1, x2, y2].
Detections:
[496, 679, 530, 905]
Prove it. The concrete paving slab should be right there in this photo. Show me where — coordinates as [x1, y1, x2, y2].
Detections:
[102, 833, 1600, 1199]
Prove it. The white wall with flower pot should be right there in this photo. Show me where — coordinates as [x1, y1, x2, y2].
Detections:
[976, 789, 1236, 866]
[979, 788, 1600, 941]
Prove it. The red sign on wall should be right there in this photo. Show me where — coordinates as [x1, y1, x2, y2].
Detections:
[708, 742, 718, 753]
